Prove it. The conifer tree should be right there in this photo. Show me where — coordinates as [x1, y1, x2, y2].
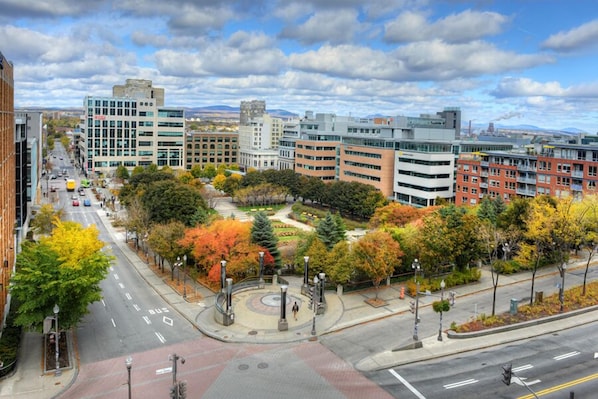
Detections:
[317, 212, 339, 250]
[251, 211, 281, 268]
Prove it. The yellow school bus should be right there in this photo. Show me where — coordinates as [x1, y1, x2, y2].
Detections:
[66, 179, 76, 192]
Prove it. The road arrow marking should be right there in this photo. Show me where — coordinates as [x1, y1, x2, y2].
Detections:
[514, 376, 541, 386]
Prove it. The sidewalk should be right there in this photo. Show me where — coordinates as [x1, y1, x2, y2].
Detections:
[5, 199, 598, 398]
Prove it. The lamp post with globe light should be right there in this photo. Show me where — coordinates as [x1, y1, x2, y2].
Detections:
[412, 259, 421, 341]
[53, 304, 61, 376]
[125, 356, 133, 399]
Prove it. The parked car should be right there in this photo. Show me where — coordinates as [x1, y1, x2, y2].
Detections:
[83, 199, 91, 207]
[78, 189, 85, 196]
[72, 199, 80, 206]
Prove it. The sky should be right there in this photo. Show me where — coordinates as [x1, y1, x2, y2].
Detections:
[1, 0, 598, 132]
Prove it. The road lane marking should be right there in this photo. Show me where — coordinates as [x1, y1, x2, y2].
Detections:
[114, 273, 119, 280]
[111, 318, 116, 327]
[125, 293, 132, 300]
[155, 332, 166, 344]
[443, 379, 478, 389]
[101, 299, 106, 306]
[553, 351, 580, 361]
[163, 316, 173, 326]
[389, 369, 426, 399]
[517, 371, 598, 399]
[156, 367, 172, 375]
[143, 316, 151, 325]
[133, 304, 140, 311]
[119, 283, 125, 289]
[513, 364, 533, 373]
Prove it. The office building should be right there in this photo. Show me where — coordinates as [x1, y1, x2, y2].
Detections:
[239, 100, 266, 126]
[79, 79, 185, 176]
[185, 131, 239, 170]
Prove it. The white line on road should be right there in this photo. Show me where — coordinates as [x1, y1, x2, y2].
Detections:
[554, 351, 580, 361]
[119, 283, 125, 289]
[114, 273, 119, 280]
[155, 332, 166, 344]
[143, 316, 151, 325]
[163, 316, 173, 326]
[156, 366, 172, 375]
[133, 304, 140, 311]
[443, 379, 478, 389]
[111, 318, 116, 327]
[389, 369, 426, 399]
[101, 299, 106, 307]
[513, 364, 534, 373]
[125, 293, 132, 300]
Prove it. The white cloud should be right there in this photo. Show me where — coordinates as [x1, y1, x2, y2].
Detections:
[384, 9, 510, 44]
[541, 19, 598, 52]
[279, 9, 360, 45]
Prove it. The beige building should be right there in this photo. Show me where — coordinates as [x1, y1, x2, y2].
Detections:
[185, 131, 239, 170]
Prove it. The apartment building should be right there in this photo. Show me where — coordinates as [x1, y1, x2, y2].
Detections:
[79, 79, 185, 176]
[277, 118, 300, 170]
[455, 141, 598, 206]
[0, 50, 16, 326]
[239, 114, 283, 171]
[185, 131, 239, 170]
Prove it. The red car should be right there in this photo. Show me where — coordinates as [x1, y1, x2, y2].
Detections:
[72, 200, 80, 206]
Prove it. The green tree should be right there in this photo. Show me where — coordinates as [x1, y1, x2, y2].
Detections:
[30, 204, 64, 235]
[333, 212, 347, 242]
[115, 165, 130, 181]
[147, 221, 187, 277]
[316, 212, 340, 250]
[141, 180, 208, 227]
[250, 211, 281, 268]
[326, 241, 354, 285]
[11, 222, 112, 330]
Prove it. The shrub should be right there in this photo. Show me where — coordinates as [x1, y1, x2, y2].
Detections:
[0, 300, 23, 378]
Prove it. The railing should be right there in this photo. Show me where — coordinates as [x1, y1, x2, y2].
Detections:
[0, 359, 16, 379]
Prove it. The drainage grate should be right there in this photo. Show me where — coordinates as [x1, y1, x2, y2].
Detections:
[257, 362, 268, 369]
[248, 330, 258, 335]
[238, 364, 249, 370]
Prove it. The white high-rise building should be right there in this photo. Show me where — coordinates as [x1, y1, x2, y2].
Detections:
[79, 79, 185, 176]
[239, 114, 283, 171]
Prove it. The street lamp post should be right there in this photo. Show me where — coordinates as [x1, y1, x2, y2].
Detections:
[302, 256, 309, 294]
[278, 284, 288, 331]
[125, 356, 133, 399]
[176, 256, 181, 284]
[412, 259, 421, 341]
[220, 260, 227, 292]
[318, 272, 326, 313]
[560, 263, 567, 312]
[258, 251, 265, 285]
[438, 279, 446, 341]
[53, 304, 61, 376]
[182, 255, 187, 300]
[311, 275, 319, 336]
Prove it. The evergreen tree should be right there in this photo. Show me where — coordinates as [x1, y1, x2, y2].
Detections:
[317, 212, 339, 250]
[250, 211, 281, 268]
[333, 212, 347, 241]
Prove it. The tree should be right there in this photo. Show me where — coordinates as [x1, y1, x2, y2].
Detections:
[11, 221, 112, 330]
[369, 202, 421, 228]
[251, 211, 281, 269]
[141, 180, 208, 227]
[115, 165, 130, 181]
[316, 213, 340, 250]
[333, 212, 347, 242]
[326, 241, 354, 285]
[212, 174, 227, 191]
[352, 230, 402, 299]
[147, 221, 187, 277]
[578, 195, 598, 295]
[30, 204, 64, 235]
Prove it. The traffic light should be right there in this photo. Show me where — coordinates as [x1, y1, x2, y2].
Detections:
[501, 363, 512, 386]
[169, 384, 178, 399]
[409, 301, 415, 314]
[178, 380, 187, 399]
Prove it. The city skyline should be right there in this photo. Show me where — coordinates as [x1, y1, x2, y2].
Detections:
[1, 0, 598, 132]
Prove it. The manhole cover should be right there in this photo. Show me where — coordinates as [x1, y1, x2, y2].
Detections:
[257, 363, 268, 369]
[248, 330, 258, 335]
[238, 364, 249, 371]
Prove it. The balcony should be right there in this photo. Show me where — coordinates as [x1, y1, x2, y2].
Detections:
[517, 164, 537, 172]
[481, 161, 489, 167]
[516, 188, 536, 196]
[572, 170, 584, 178]
[572, 184, 583, 191]
[480, 171, 488, 177]
[480, 182, 488, 189]
[516, 176, 536, 184]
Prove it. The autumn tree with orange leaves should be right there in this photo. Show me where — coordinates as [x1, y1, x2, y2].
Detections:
[179, 219, 273, 284]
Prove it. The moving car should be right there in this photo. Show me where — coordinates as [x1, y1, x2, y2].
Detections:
[72, 199, 80, 206]
[83, 199, 91, 207]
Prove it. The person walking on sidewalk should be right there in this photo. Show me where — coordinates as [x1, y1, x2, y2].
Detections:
[292, 302, 299, 320]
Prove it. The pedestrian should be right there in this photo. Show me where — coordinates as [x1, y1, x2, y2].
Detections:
[292, 302, 299, 320]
